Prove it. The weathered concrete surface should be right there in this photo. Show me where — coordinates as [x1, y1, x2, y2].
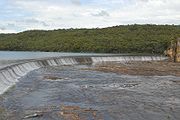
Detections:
[0, 65, 180, 120]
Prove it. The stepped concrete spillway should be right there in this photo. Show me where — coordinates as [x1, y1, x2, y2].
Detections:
[0, 55, 167, 95]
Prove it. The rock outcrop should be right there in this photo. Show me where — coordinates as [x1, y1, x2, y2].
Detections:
[177, 38, 180, 62]
[165, 38, 180, 62]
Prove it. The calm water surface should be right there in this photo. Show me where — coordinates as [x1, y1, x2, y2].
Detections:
[0, 51, 114, 60]
[0, 51, 115, 68]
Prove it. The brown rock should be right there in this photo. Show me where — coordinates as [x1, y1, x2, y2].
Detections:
[165, 38, 180, 62]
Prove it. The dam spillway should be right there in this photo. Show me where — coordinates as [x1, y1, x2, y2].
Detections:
[0, 55, 167, 95]
[1, 54, 180, 120]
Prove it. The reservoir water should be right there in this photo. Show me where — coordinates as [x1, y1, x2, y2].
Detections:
[0, 51, 115, 60]
[0, 51, 113, 69]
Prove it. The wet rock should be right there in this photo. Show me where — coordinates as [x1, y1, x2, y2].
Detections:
[59, 105, 99, 120]
[44, 76, 63, 80]
[172, 80, 180, 84]
[61, 105, 81, 111]
[23, 112, 43, 119]
[81, 85, 94, 89]
[0, 107, 7, 120]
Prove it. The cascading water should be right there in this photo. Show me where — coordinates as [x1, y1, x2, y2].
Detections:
[0, 55, 167, 95]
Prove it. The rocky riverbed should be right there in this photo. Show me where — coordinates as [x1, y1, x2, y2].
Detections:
[0, 62, 180, 120]
[91, 61, 180, 76]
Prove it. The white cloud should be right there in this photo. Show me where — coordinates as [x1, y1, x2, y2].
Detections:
[1, 0, 180, 33]
[91, 10, 110, 17]
[71, 0, 81, 5]
[0, 29, 17, 33]
[110, 0, 180, 24]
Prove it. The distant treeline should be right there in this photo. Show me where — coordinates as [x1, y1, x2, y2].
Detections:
[0, 24, 179, 54]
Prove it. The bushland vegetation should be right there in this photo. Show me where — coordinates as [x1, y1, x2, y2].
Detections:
[0, 24, 179, 54]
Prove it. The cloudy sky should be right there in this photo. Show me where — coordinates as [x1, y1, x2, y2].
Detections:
[0, 0, 180, 33]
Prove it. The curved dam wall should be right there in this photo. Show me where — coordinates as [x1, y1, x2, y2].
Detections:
[0, 55, 167, 95]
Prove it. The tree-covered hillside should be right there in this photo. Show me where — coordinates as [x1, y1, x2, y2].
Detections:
[0, 24, 179, 54]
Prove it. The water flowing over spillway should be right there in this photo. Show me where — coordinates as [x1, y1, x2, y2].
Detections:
[0, 55, 167, 95]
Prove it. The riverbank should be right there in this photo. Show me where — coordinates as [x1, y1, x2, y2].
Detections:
[91, 61, 180, 76]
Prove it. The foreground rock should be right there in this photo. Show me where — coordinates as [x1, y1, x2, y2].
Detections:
[59, 105, 99, 120]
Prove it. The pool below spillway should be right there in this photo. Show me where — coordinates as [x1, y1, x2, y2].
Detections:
[0, 65, 180, 120]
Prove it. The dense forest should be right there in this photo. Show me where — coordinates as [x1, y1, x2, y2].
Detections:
[0, 24, 179, 54]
